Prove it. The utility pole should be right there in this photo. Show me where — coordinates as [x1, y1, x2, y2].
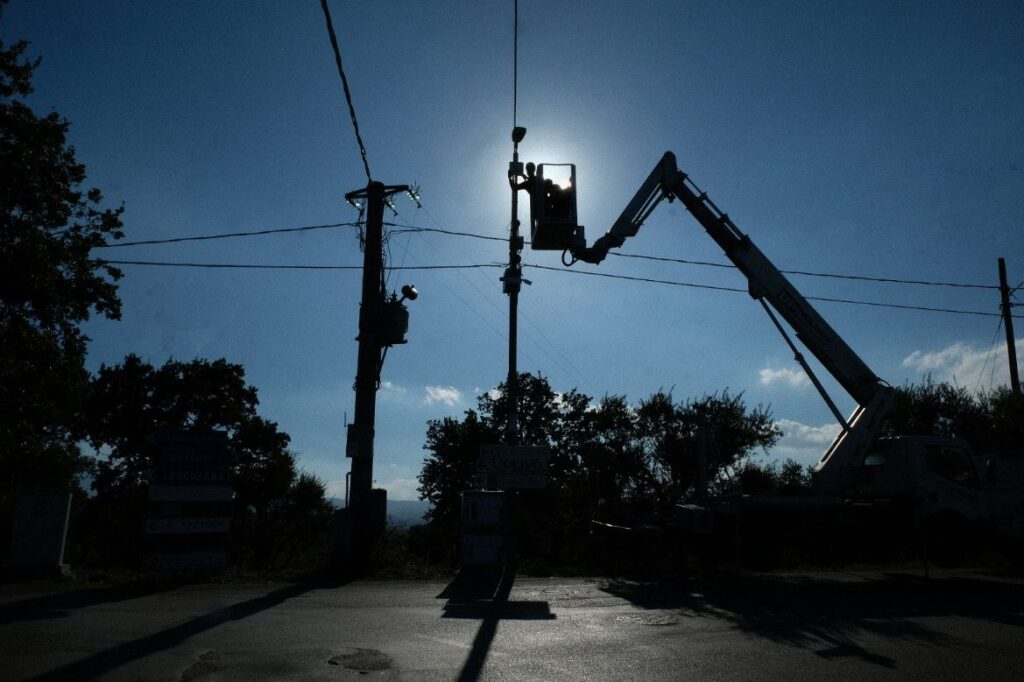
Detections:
[343, 180, 417, 560]
[998, 257, 1021, 396]
[503, 127, 528, 446]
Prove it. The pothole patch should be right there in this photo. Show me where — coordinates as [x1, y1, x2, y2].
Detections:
[327, 648, 392, 672]
[614, 613, 680, 626]
[179, 651, 220, 681]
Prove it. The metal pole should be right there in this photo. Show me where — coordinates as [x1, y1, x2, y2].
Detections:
[505, 139, 525, 446]
[350, 181, 386, 548]
[999, 257, 1021, 396]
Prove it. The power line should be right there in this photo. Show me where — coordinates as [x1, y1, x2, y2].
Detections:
[525, 264, 1017, 319]
[608, 252, 999, 291]
[386, 225, 508, 244]
[975, 316, 1005, 395]
[320, 0, 372, 182]
[95, 256, 1022, 318]
[513, 0, 519, 128]
[94, 259, 501, 272]
[94, 222, 360, 248]
[384, 221, 998, 291]
[528, 264, 747, 293]
[94, 217, 1003, 293]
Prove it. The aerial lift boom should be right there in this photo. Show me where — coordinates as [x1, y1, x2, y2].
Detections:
[563, 152, 895, 495]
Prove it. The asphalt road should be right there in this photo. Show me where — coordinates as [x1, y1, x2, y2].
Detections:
[2, 568, 1023, 681]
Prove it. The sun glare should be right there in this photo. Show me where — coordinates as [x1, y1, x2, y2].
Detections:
[540, 163, 573, 190]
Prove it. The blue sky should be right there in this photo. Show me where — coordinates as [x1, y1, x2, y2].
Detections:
[6, 1, 1023, 500]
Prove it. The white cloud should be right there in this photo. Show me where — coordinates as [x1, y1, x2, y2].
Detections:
[759, 366, 810, 389]
[901, 339, 1023, 390]
[424, 385, 462, 407]
[775, 419, 842, 447]
[380, 380, 407, 394]
[770, 418, 842, 467]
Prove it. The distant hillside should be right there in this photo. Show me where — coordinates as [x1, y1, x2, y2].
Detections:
[386, 499, 430, 527]
[329, 498, 430, 528]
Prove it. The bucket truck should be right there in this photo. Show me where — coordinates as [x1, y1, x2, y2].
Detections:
[525, 152, 1022, 549]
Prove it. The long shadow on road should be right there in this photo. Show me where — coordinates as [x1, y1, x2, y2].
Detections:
[24, 573, 352, 682]
[0, 582, 178, 626]
[440, 567, 555, 682]
[602, 571, 1024, 669]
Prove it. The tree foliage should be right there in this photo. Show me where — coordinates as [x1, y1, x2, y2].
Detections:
[417, 372, 781, 564]
[884, 379, 1024, 454]
[0, 13, 124, 505]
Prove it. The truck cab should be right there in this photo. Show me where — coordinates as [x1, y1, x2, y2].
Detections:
[849, 436, 988, 522]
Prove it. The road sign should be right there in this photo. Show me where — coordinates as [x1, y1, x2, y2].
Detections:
[476, 445, 549, 489]
[477, 445, 549, 476]
[145, 430, 234, 570]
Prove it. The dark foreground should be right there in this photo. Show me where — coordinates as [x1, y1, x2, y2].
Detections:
[2, 568, 1023, 681]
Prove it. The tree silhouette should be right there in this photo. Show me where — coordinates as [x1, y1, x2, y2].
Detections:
[884, 379, 1023, 454]
[81, 355, 331, 568]
[0, 9, 124, 539]
[418, 372, 780, 565]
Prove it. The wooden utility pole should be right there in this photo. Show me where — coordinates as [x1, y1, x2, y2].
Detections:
[998, 257, 1020, 396]
[343, 180, 415, 558]
[348, 182, 385, 520]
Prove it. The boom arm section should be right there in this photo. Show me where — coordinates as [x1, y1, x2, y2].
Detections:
[569, 152, 895, 494]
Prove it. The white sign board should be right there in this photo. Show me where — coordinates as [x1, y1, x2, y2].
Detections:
[477, 445, 549, 475]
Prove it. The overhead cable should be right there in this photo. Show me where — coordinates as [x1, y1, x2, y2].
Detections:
[975, 316, 1005, 395]
[513, 0, 519, 128]
[384, 221, 998, 291]
[387, 225, 508, 243]
[320, 0, 372, 182]
[525, 264, 1015, 319]
[96, 218, 1002, 292]
[608, 252, 999, 290]
[95, 259, 501, 272]
[95, 257, 1021, 318]
[95, 222, 360, 248]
